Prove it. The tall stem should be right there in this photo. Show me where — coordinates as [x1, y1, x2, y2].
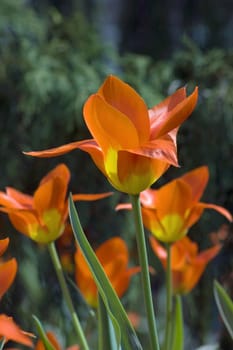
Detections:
[48, 242, 89, 350]
[130, 194, 160, 350]
[163, 243, 173, 350]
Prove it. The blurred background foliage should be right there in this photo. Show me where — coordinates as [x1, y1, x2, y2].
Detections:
[0, 0, 232, 348]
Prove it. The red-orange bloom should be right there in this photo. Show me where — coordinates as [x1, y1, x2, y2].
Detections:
[0, 238, 17, 299]
[119, 166, 232, 243]
[35, 331, 79, 350]
[0, 164, 112, 244]
[25, 75, 198, 194]
[150, 235, 222, 294]
[75, 237, 140, 307]
[0, 315, 34, 347]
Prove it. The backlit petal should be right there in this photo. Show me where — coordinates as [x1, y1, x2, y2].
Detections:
[83, 94, 139, 153]
[98, 75, 150, 143]
[0, 238, 9, 255]
[0, 315, 34, 347]
[0, 259, 17, 298]
[72, 192, 113, 201]
[180, 166, 209, 203]
[149, 87, 198, 139]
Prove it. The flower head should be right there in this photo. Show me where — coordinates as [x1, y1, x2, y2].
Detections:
[150, 235, 221, 294]
[25, 75, 198, 194]
[0, 164, 112, 244]
[139, 166, 232, 242]
[75, 237, 140, 307]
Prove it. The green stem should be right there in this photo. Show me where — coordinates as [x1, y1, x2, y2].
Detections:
[130, 194, 160, 350]
[48, 242, 89, 350]
[163, 243, 173, 350]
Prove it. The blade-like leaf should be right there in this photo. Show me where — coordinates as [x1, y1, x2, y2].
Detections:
[69, 195, 142, 350]
[171, 295, 184, 350]
[214, 280, 233, 339]
[32, 315, 56, 350]
[98, 293, 119, 350]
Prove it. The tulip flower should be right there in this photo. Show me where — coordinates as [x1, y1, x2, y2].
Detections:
[118, 166, 232, 242]
[0, 164, 112, 244]
[150, 235, 222, 294]
[25, 75, 198, 194]
[35, 331, 79, 350]
[75, 237, 140, 307]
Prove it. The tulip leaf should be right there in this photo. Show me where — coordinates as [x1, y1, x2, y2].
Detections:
[0, 340, 5, 350]
[32, 315, 56, 350]
[69, 195, 142, 350]
[171, 295, 184, 350]
[98, 293, 119, 350]
[214, 280, 233, 339]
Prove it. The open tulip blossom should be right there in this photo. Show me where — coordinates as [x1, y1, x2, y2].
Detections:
[25, 75, 198, 194]
[150, 235, 222, 294]
[117, 166, 232, 243]
[0, 164, 112, 244]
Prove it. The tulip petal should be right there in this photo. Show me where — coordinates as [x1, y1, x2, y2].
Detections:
[200, 202, 232, 222]
[98, 75, 150, 143]
[0, 259, 17, 298]
[72, 192, 113, 201]
[0, 314, 34, 347]
[84, 94, 140, 153]
[0, 238, 9, 255]
[149, 87, 198, 139]
[180, 166, 209, 203]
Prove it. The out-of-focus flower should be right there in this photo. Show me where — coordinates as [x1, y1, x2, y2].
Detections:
[75, 237, 140, 307]
[150, 235, 221, 294]
[0, 164, 112, 244]
[35, 331, 79, 350]
[0, 239, 34, 347]
[25, 75, 198, 194]
[0, 238, 17, 299]
[117, 166, 232, 242]
[0, 315, 34, 348]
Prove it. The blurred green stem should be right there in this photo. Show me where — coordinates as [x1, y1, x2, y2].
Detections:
[163, 243, 173, 350]
[48, 241, 89, 350]
[130, 194, 160, 350]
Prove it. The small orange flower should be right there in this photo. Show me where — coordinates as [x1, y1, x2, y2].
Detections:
[150, 235, 221, 294]
[75, 237, 140, 307]
[0, 164, 112, 244]
[134, 166, 232, 242]
[25, 75, 198, 194]
[35, 331, 79, 350]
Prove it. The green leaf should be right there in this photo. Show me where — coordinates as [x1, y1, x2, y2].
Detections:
[69, 195, 142, 350]
[32, 315, 56, 350]
[171, 295, 184, 350]
[98, 293, 118, 350]
[214, 280, 233, 339]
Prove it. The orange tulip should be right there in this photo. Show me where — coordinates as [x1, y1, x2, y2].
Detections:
[25, 75, 198, 194]
[35, 331, 79, 350]
[0, 164, 112, 244]
[118, 166, 232, 242]
[150, 235, 222, 294]
[0, 238, 17, 299]
[75, 237, 140, 307]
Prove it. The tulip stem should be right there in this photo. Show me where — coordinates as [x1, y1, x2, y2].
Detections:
[163, 243, 173, 350]
[48, 241, 89, 350]
[130, 194, 160, 350]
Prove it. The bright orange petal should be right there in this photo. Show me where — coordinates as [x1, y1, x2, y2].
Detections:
[8, 211, 37, 237]
[98, 75, 150, 143]
[72, 192, 113, 201]
[150, 87, 198, 138]
[0, 259, 17, 298]
[0, 314, 34, 347]
[83, 94, 140, 153]
[0, 238, 9, 255]
[200, 202, 232, 222]
[149, 87, 186, 139]
[197, 244, 221, 264]
[96, 237, 128, 267]
[180, 166, 209, 203]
